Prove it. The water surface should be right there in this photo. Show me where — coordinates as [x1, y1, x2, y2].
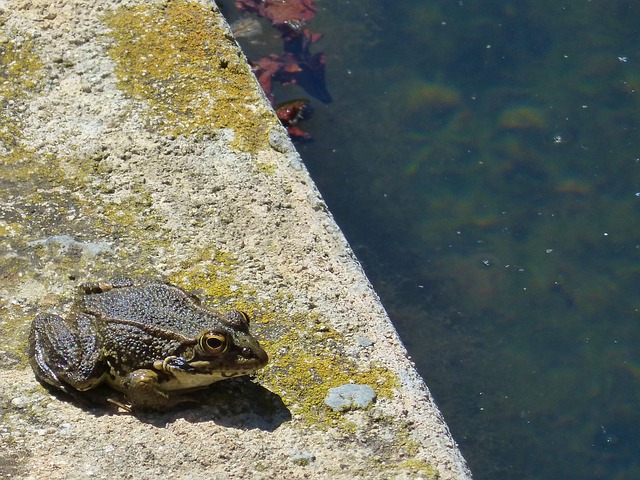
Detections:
[224, 1, 640, 478]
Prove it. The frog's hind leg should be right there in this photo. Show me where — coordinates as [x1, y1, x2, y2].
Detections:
[29, 313, 104, 395]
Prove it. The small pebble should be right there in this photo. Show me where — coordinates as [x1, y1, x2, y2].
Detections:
[356, 336, 374, 347]
[58, 423, 73, 436]
[268, 128, 291, 153]
[11, 396, 26, 407]
[324, 384, 376, 412]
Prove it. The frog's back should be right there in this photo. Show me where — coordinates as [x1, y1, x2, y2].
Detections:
[82, 282, 218, 338]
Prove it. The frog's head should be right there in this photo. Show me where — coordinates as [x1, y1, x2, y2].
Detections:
[194, 310, 269, 375]
[159, 310, 268, 386]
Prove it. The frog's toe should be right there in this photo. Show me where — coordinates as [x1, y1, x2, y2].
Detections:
[29, 347, 64, 389]
[123, 369, 172, 411]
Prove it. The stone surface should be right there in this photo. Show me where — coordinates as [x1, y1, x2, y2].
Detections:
[324, 384, 377, 412]
[0, 0, 472, 479]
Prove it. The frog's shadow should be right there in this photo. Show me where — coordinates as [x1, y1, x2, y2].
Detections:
[53, 378, 291, 431]
[143, 378, 292, 431]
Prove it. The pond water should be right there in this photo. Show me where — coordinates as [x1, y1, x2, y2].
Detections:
[221, 1, 640, 478]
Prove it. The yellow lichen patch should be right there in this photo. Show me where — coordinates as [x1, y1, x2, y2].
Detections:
[0, 35, 43, 150]
[169, 249, 243, 300]
[167, 249, 280, 321]
[0, 263, 32, 366]
[256, 318, 398, 428]
[255, 160, 277, 176]
[0, 38, 42, 97]
[104, 1, 277, 152]
[395, 458, 439, 479]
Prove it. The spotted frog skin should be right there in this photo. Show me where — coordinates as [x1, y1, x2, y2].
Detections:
[28, 278, 269, 411]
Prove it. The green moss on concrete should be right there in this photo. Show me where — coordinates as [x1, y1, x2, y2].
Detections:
[255, 161, 277, 176]
[170, 249, 241, 300]
[0, 261, 32, 366]
[168, 249, 282, 328]
[104, 1, 277, 153]
[256, 321, 398, 428]
[396, 458, 440, 479]
[0, 33, 43, 150]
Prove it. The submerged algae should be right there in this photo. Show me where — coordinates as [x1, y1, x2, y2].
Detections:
[104, 1, 278, 153]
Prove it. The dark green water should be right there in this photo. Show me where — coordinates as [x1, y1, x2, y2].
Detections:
[223, 1, 640, 478]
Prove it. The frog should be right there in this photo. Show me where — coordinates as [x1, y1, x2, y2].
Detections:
[28, 277, 269, 411]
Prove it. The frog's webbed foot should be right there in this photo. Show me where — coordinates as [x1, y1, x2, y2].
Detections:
[122, 369, 200, 411]
[29, 313, 104, 394]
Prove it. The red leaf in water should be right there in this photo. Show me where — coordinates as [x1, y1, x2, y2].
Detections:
[286, 125, 312, 140]
[276, 98, 312, 140]
[251, 54, 283, 101]
[263, 0, 317, 25]
[235, 0, 261, 15]
[236, 0, 317, 26]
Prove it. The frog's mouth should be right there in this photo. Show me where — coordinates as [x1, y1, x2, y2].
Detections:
[154, 345, 268, 389]
[157, 359, 264, 391]
[188, 349, 269, 375]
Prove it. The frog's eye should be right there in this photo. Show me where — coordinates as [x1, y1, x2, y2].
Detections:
[200, 332, 229, 356]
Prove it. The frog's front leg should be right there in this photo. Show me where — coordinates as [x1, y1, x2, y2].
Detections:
[122, 362, 203, 411]
[29, 312, 105, 394]
[120, 369, 175, 411]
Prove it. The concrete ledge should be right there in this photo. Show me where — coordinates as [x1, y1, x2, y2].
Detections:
[0, 1, 471, 478]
